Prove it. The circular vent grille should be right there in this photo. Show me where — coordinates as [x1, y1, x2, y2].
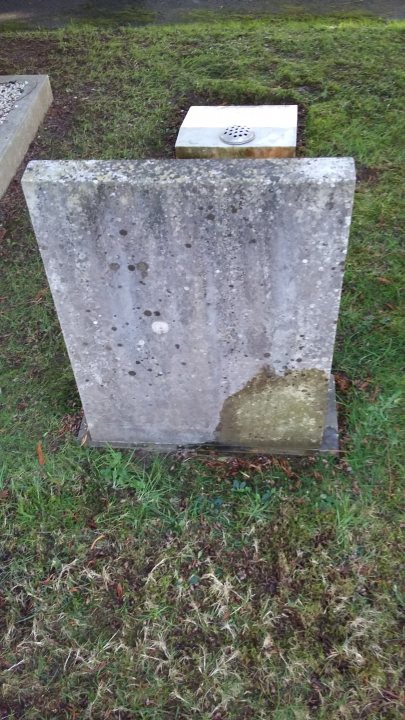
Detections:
[220, 125, 255, 146]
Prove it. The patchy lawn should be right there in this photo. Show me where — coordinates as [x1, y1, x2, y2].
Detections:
[0, 17, 404, 720]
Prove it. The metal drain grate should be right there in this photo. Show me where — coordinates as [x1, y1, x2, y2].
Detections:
[220, 125, 255, 146]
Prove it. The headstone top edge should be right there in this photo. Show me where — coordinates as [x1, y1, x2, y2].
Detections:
[22, 157, 356, 186]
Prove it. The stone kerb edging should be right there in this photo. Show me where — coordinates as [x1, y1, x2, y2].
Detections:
[0, 75, 52, 199]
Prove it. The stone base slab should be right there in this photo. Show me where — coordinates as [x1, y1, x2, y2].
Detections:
[0, 75, 52, 199]
[78, 377, 339, 456]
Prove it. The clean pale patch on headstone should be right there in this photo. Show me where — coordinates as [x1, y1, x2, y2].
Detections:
[0, 75, 52, 199]
[22, 158, 355, 453]
[175, 105, 298, 158]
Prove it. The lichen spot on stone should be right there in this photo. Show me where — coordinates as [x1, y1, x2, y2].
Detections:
[216, 367, 328, 451]
[152, 321, 169, 335]
[136, 261, 149, 279]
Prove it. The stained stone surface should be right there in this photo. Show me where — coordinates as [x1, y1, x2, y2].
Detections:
[22, 158, 355, 452]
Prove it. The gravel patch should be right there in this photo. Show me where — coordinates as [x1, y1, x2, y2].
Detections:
[0, 80, 28, 125]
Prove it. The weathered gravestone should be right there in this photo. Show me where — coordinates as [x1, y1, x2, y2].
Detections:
[22, 158, 355, 453]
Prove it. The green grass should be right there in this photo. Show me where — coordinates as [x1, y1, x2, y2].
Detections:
[0, 16, 404, 719]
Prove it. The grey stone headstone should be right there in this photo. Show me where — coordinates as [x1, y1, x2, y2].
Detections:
[22, 158, 355, 453]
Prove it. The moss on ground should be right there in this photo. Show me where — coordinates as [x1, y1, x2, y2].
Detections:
[0, 17, 404, 719]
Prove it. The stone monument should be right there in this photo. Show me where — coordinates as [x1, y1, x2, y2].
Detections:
[175, 105, 298, 158]
[22, 157, 355, 453]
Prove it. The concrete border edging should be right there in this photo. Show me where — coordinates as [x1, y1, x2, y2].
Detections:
[0, 75, 52, 199]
